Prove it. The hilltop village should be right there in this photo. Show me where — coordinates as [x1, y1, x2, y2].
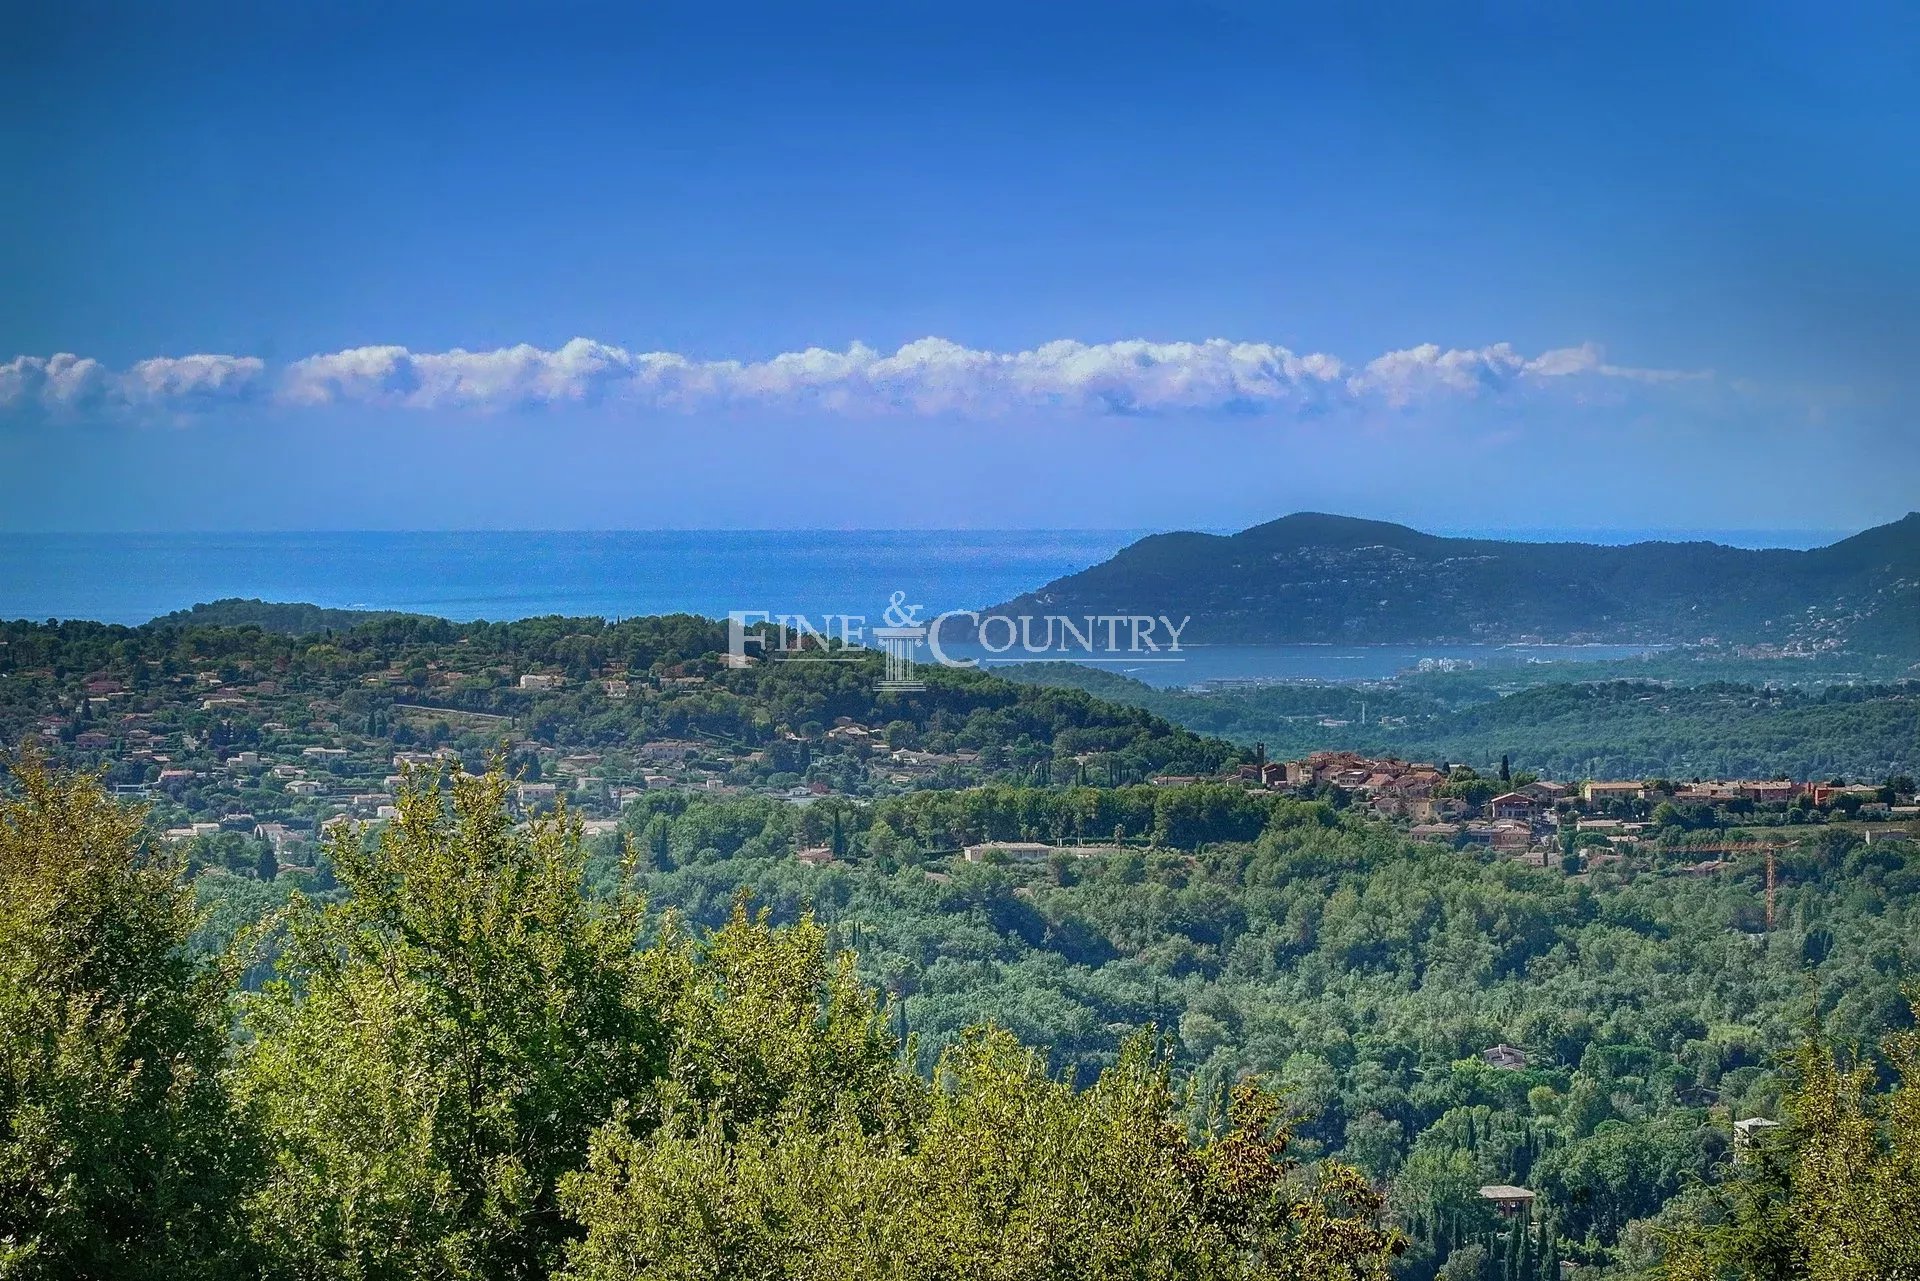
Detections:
[1222, 750, 1915, 869]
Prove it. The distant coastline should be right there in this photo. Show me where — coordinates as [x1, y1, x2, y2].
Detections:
[0, 525, 1862, 628]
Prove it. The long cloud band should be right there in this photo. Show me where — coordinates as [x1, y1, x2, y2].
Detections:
[0, 336, 1702, 418]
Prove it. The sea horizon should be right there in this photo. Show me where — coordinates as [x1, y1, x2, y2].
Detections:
[0, 524, 1864, 629]
[0, 524, 1861, 542]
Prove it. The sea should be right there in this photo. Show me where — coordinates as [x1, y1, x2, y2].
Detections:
[0, 527, 1847, 688]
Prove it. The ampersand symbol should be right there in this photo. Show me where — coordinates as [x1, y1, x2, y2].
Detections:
[884, 591, 922, 628]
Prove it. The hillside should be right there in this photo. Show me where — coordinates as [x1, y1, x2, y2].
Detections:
[974, 512, 1920, 652]
[9, 608, 1918, 1278]
[0, 609, 1237, 846]
[1003, 662, 1920, 781]
[147, 597, 411, 633]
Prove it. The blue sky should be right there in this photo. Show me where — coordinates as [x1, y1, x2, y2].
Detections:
[2, 0, 1915, 533]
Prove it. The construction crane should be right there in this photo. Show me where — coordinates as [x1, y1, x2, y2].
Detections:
[1672, 840, 1784, 930]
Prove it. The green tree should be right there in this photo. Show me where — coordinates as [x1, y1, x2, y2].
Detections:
[0, 753, 257, 1278]
[1662, 1011, 1920, 1280]
[563, 1028, 1405, 1281]
[239, 769, 666, 1281]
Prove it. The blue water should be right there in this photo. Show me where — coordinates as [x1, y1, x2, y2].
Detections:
[936, 641, 1661, 688]
[1, 527, 1851, 629]
[0, 530, 1149, 628]
[0, 528, 1808, 685]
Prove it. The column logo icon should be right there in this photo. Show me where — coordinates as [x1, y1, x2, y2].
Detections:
[872, 591, 927, 692]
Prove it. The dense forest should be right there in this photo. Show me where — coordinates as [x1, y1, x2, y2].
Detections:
[155, 763, 1920, 1279]
[1005, 665, 1920, 781]
[3, 607, 1917, 1278]
[3, 756, 1405, 1280]
[5, 758, 1916, 1278]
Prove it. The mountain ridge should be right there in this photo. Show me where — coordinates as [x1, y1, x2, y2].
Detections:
[973, 512, 1920, 652]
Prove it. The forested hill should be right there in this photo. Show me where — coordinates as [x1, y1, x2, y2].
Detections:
[1, 609, 1240, 801]
[147, 598, 412, 633]
[1005, 664, 1920, 782]
[976, 511, 1920, 652]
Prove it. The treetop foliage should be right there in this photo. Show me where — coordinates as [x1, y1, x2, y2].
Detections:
[0, 748, 255, 1278]
[1660, 1015, 1920, 1280]
[0, 761, 1408, 1281]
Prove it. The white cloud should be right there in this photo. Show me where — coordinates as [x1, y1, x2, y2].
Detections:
[1351, 342, 1530, 404]
[0, 353, 115, 411]
[124, 354, 267, 406]
[0, 336, 1705, 420]
[1348, 340, 1708, 406]
[279, 339, 734, 412]
[0, 351, 264, 415]
[1518, 341, 1702, 384]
